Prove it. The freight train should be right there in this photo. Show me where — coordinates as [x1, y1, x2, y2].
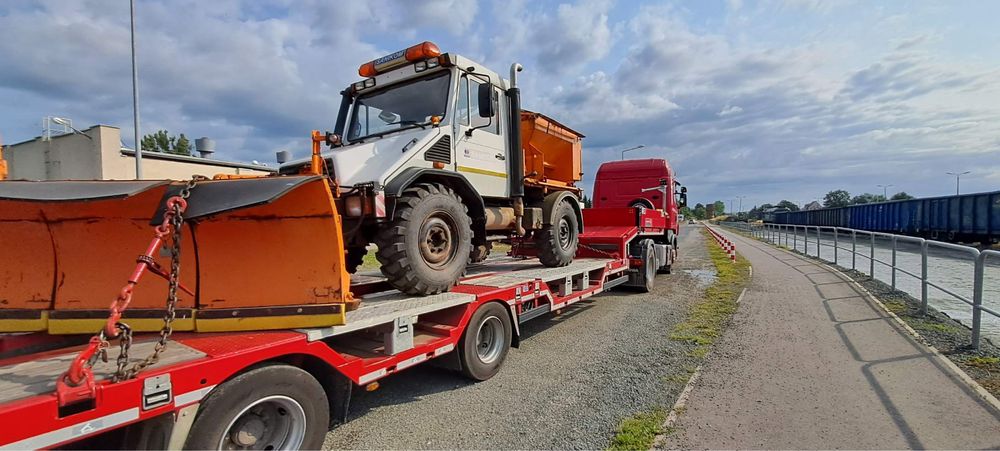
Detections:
[771, 190, 1000, 244]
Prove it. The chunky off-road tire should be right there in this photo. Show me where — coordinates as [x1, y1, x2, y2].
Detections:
[375, 184, 472, 295]
[470, 242, 493, 264]
[458, 302, 512, 381]
[536, 200, 579, 267]
[184, 365, 329, 450]
[345, 246, 367, 274]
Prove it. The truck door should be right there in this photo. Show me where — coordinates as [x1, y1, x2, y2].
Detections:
[454, 74, 508, 198]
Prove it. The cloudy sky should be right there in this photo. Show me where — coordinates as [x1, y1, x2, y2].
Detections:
[2, 0, 998, 208]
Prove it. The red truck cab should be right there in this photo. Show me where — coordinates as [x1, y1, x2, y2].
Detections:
[592, 158, 686, 246]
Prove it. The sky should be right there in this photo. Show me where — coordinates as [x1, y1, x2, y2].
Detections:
[1, 0, 999, 209]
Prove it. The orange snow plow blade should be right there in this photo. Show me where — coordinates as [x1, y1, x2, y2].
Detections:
[0, 176, 351, 334]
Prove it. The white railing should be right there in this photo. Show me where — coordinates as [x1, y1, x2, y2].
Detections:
[718, 222, 999, 350]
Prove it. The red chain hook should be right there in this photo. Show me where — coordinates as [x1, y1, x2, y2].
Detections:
[58, 195, 191, 404]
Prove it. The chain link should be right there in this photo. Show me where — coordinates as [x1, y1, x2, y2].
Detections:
[578, 242, 621, 259]
[113, 177, 200, 382]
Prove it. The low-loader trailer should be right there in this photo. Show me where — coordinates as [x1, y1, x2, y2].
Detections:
[0, 201, 677, 449]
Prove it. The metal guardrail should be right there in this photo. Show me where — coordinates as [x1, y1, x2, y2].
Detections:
[717, 221, 998, 350]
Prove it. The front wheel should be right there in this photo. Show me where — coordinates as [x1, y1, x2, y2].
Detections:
[184, 365, 329, 450]
[458, 302, 512, 381]
[536, 200, 579, 267]
[375, 184, 472, 295]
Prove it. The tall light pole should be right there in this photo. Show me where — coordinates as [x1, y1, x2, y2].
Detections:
[620, 144, 645, 160]
[130, 0, 143, 179]
[945, 171, 969, 195]
[876, 184, 893, 200]
[736, 195, 747, 215]
[729, 199, 735, 216]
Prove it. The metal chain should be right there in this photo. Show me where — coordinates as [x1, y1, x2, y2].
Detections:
[578, 242, 621, 259]
[114, 177, 200, 382]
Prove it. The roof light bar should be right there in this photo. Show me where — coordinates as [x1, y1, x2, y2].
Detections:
[358, 41, 441, 77]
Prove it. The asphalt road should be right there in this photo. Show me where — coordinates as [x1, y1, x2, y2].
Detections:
[661, 228, 1000, 449]
[324, 224, 713, 449]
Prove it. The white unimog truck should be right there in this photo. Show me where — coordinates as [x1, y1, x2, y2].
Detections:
[280, 42, 586, 295]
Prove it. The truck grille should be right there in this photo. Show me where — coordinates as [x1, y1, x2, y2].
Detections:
[423, 136, 451, 164]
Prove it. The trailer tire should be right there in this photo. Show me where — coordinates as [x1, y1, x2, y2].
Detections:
[184, 365, 328, 450]
[376, 184, 472, 295]
[345, 246, 367, 274]
[638, 243, 656, 292]
[458, 302, 512, 381]
[536, 200, 579, 267]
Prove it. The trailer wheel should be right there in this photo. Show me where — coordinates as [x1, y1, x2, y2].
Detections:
[184, 365, 328, 450]
[638, 243, 656, 292]
[345, 246, 367, 274]
[458, 302, 512, 381]
[537, 200, 579, 267]
[376, 183, 472, 295]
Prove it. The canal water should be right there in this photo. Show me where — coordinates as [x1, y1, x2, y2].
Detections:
[764, 228, 1000, 344]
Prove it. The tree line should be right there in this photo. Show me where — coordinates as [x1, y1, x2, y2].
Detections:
[726, 189, 916, 221]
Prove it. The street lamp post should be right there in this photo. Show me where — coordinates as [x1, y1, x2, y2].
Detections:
[876, 184, 893, 200]
[945, 171, 970, 195]
[620, 145, 645, 160]
[736, 195, 746, 216]
[130, 0, 143, 179]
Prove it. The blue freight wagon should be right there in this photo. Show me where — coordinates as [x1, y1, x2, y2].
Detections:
[771, 190, 1000, 244]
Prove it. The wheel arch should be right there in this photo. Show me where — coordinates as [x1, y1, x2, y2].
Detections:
[384, 168, 487, 244]
[541, 191, 584, 232]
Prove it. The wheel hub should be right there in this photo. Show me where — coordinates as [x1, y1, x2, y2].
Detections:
[476, 316, 505, 364]
[419, 215, 456, 268]
[231, 416, 266, 447]
[557, 218, 572, 249]
[220, 395, 306, 450]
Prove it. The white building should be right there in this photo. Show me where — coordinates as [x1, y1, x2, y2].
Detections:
[2, 125, 274, 181]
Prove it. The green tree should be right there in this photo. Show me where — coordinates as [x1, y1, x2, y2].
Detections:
[693, 203, 707, 220]
[890, 191, 914, 200]
[141, 130, 193, 156]
[776, 200, 799, 211]
[850, 193, 886, 205]
[580, 194, 593, 208]
[679, 205, 694, 218]
[712, 200, 725, 216]
[823, 190, 851, 208]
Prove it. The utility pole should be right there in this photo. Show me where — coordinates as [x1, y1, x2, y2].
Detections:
[876, 184, 893, 200]
[619, 144, 645, 160]
[130, 0, 143, 179]
[736, 195, 747, 215]
[945, 171, 969, 195]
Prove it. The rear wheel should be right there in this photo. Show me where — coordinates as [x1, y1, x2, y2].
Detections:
[183, 365, 328, 450]
[375, 184, 472, 295]
[536, 200, 579, 267]
[458, 302, 512, 381]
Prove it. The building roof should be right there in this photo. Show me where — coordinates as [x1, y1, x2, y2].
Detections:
[119, 148, 276, 172]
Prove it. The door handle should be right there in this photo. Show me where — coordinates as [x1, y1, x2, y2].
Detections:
[495, 153, 506, 161]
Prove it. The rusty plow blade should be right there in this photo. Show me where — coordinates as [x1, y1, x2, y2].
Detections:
[0, 176, 352, 334]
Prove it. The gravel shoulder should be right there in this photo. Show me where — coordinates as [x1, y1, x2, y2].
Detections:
[324, 225, 713, 450]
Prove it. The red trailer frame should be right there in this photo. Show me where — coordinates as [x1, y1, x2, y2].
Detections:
[0, 208, 670, 449]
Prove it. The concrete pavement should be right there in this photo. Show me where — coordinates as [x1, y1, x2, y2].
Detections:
[661, 228, 1000, 450]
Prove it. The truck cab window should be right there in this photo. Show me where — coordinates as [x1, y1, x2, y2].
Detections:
[348, 71, 450, 141]
[463, 76, 499, 135]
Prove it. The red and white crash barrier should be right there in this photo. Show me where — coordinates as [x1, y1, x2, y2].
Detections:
[705, 225, 737, 262]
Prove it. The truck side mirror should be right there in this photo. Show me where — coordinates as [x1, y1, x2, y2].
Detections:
[477, 83, 494, 117]
[681, 186, 687, 194]
[680, 193, 688, 207]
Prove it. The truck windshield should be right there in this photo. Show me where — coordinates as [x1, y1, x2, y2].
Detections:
[347, 71, 450, 141]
